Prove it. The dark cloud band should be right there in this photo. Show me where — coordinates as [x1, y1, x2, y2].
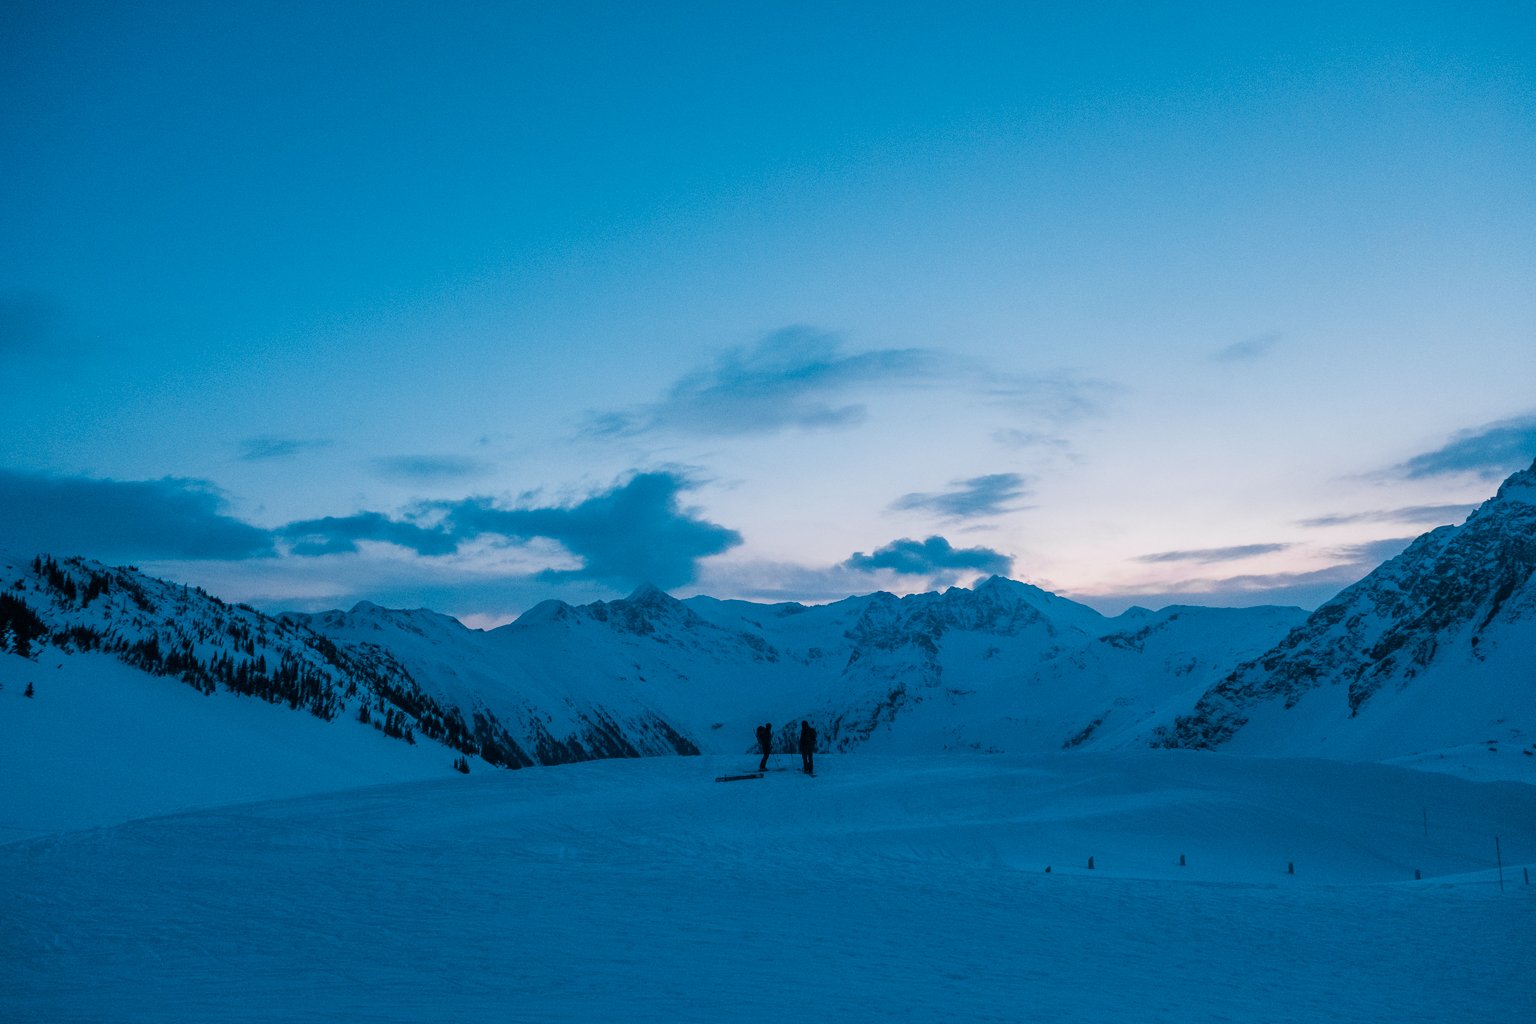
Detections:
[0, 470, 275, 561]
[1388, 415, 1536, 481]
[0, 469, 739, 592]
[238, 437, 333, 462]
[281, 471, 740, 589]
[439, 472, 741, 589]
[843, 535, 1012, 579]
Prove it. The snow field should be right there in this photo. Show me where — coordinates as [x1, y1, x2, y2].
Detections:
[4, 752, 1534, 1023]
[0, 650, 452, 840]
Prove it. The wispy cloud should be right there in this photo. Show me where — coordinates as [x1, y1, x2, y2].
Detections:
[1386, 415, 1536, 481]
[588, 326, 934, 438]
[1075, 563, 1368, 614]
[1211, 332, 1281, 363]
[991, 429, 1074, 452]
[372, 455, 494, 482]
[891, 473, 1031, 520]
[1135, 543, 1292, 564]
[843, 535, 1012, 580]
[1083, 534, 1419, 614]
[239, 436, 332, 462]
[0, 470, 275, 561]
[1329, 537, 1416, 565]
[588, 325, 1113, 441]
[1298, 503, 1476, 528]
[977, 369, 1115, 421]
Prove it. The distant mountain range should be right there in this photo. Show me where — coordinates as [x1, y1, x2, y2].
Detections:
[4, 460, 1532, 775]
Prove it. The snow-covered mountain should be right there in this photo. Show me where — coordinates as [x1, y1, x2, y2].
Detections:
[288, 574, 1303, 762]
[2, 549, 1303, 774]
[283, 593, 700, 765]
[7, 462, 1531, 780]
[0, 552, 492, 763]
[1156, 459, 1536, 764]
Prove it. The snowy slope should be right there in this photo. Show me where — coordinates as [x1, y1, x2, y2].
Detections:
[286, 594, 700, 765]
[444, 576, 1301, 759]
[0, 551, 493, 767]
[5, 533, 1534, 1022]
[4, 753, 1533, 1024]
[1158, 460, 1536, 766]
[0, 648, 449, 841]
[866, 603, 1311, 755]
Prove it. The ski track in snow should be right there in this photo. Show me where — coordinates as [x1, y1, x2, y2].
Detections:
[4, 753, 1534, 1024]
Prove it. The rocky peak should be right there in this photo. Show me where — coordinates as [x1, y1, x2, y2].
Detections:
[581, 583, 701, 636]
[1155, 458, 1536, 748]
[1492, 457, 1536, 506]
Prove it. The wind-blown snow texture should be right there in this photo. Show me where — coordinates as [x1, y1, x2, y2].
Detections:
[3, 755, 1533, 1023]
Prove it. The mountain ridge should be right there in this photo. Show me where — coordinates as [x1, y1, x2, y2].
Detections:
[1155, 458, 1536, 760]
[3, 461, 1531, 778]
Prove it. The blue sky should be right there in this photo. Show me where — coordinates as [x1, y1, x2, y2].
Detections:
[3, 1, 1533, 624]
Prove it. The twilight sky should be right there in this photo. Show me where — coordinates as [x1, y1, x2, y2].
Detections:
[3, 1, 1534, 625]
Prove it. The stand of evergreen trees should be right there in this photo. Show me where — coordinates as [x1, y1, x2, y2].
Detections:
[9, 553, 601, 771]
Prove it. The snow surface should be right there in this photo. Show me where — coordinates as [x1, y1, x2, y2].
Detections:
[4, 493, 1534, 1022]
[0, 649, 450, 841]
[4, 748, 1534, 1023]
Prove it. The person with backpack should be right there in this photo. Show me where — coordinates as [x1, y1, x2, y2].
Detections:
[756, 722, 772, 771]
[798, 720, 817, 775]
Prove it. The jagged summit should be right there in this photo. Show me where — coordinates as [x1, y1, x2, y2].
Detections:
[1492, 456, 1536, 505]
[1156, 457, 1536, 757]
[626, 582, 672, 604]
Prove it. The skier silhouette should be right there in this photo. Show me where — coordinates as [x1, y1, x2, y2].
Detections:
[756, 722, 772, 771]
[798, 720, 817, 775]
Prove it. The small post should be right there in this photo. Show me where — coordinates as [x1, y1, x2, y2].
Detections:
[1524, 866, 1529, 886]
[1495, 837, 1504, 892]
[1414, 869, 1421, 881]
[1287, 861, 1294, 876]
[1044, 865, 1051, 874]
[1087, 856, 1095, 870]
[1179, 853, 1186, 867]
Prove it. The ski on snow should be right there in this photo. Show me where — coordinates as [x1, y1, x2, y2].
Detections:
[714, 768, 816, 782]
